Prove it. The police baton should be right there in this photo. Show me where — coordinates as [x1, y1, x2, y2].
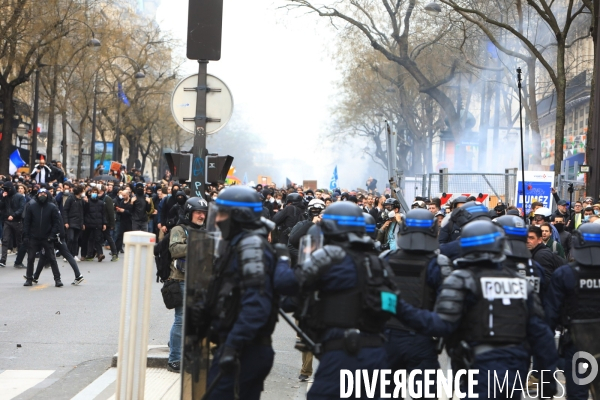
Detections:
[278, 308, 320, 354]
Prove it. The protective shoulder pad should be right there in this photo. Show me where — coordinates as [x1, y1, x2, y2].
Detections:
[437, 254, 453, 278]
[434, 269, 473, 323]
[237, 234, 267, 287]
[323, 245, 346, 263]
[378, 249, 393, 260]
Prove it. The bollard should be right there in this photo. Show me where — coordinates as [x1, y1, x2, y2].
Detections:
[115, 231, 156, 400]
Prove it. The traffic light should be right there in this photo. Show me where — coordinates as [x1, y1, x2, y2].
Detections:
[205, 155, 233, 185]
[164, 153, 192, 183]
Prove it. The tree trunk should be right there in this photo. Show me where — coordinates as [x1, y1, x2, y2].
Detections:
[61, 110, 68, 168]
[0, 86, 15, 175]
[553, 44, 568, 171]
[127, 134, 139, 170]
[76, 134, 84, 180]
[46, 65, 58, 162]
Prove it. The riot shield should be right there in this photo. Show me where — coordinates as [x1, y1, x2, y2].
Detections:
[569, 318, 600, 399]
[181, 229, 216, 399]
[298, 234, 323, 265]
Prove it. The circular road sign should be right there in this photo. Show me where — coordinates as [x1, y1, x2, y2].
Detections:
[170, 73, 234, 135]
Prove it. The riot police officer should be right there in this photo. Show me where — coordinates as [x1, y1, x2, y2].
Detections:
[397, 220, 559, 398]
[274, 201, 397, 399]
[495, 215, 546, 296]
[166, 197, 208, 373]
[439, 201, 491, 259]
[544, 223, 600, 399]
[204, 186, 279, 400]
[438, 195, 468, 244]
[379, 209, 450, 396]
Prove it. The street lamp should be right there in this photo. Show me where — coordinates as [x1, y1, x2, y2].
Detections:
[424, 2, 442, 15]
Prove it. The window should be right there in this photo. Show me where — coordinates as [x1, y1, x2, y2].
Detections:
[580, 121, 583, 129]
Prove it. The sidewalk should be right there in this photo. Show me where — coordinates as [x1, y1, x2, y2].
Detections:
[72, 346, 180, 400]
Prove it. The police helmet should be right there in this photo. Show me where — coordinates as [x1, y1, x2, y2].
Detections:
[286, 193, 303, 206]
[321, 202, 366, 237]
[383, 197, 400, 210]
[451, 201, 491, 229]
[363, 212, 377, 240]
[533, 207, 552, 221]
[183, 197, 209, 227]
[451, 195, 468, 208]
[215, 186, 263, 239]
[308, 199, 326, 216]
[571, 223, 600, 266]
[411, 200, 427, 209]
[397, 209, 439, 252]
[494, 215, 531, 259]
[455, 220, 506, 265]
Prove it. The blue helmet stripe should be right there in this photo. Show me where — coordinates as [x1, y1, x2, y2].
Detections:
[215, 198, 262, 212]
[322, 214, 366, 226]
[460, 232, 501, 247]
[503, 226, 527, 237]
[365, 224, 376, 233]
[405, 218, 434, 228]
[582, 233, 600, 242]
[469, 205, 489, 214]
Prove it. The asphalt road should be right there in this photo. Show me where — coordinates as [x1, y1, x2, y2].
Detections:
[0, 247, 309, 400]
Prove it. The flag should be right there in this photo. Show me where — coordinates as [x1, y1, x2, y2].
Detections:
[118, 82, 130, 106]
[242, 173, 248, 185]
[286, 177, 292, 188]
[329, 166, 338, 190]
[9, 149, 26, 174]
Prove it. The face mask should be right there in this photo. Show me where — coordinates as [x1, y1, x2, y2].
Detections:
[91, 193, 98, 200]
[276, 199, 282, 205]
[554, 223, 565, 232]
[38, 195, 47, 204]
[269, 197, 275, 203]
[64, 190, 69, 194]
[212, 196, 218, 200]
[118, 195, 123, 199]
[584, 215, 591, 222]
[176, 196, 186, 205]
[595, 210, 600, 216]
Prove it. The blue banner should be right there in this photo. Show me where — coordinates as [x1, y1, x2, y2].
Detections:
[516, 180, 552, 215]
[329, 166, 338, 191]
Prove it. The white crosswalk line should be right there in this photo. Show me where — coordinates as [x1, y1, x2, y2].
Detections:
[0, 370, 54, 400]
[71, 368, 117, 400]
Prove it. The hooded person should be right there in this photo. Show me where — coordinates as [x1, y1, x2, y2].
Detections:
[166, 191, 188, 229]
[160, 183, 181, 233]
[0, 181, 26, 267]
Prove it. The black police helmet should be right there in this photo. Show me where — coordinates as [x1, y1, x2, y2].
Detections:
[455, 220, 506, 265]
[286, 193, 303, 206]
[363, 212, 377, 240]
[451, 195, 468, 208]
[183, 197, 208, 227]
[321, 202, 365, 237]
[494, 215, 531, 259]
[571, 223, 600, 266]
[215, 186, 263, 225]
[383, 197, 400, 210]
[451, 201, 491, 229]
[397, 209, 439, 252]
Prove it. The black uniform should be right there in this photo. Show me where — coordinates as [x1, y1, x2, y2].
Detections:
[0, 182, 26, 266]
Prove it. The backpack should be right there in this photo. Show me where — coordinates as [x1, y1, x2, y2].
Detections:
[154, 227, 187, 282]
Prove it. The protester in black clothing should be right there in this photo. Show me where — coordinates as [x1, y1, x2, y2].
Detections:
[115, 188, 133, 252]
[0, 182, 26, 267]
[272, 192, 305, 244]
[23, 188, 62, 286]
[165, 191, 186, 229]
[63, 186, 85, 259]
[83, 187, 107, 262]
[527, 225, 561, 280]
[98, 185, 118, 261]
[30, 159, 53, 184]
[124, 183, 151, 231]
[159, 183, 180, 234]
[552, 214, 572, 261]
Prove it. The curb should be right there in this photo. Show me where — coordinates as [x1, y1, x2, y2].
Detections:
[111, 345, 169, 369]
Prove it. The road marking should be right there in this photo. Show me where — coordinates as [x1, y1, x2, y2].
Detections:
[71, 368, 117, 400]
[31, 284, 49, 291]
[0, 370, 54, 400]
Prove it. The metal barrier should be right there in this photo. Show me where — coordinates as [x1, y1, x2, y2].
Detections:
[421, 169, 517, 206]
[115, 231, 156, 400]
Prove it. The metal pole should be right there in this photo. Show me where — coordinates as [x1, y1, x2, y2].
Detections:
[30, 70, 40, 168]
[517, 68, 527, 224]
[90, 71, 98, 178]
[191, 60, 209, 199]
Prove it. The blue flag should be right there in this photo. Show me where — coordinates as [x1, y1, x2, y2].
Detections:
[118, 82, 130, 106]
[9, 149, 26, 174]
[329, 166, 338, 190]
[242, 173, 248, 185]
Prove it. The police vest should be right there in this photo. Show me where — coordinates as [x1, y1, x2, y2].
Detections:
[456, 266, 528, 345]
[503, 257, 541, 294]
[298, 247, 397, 338]
[386, 249, 436, 331]
[206, 233, 278, 343]
[561, 263, 600, 325]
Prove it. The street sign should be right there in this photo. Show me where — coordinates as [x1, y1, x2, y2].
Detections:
[170, 73, 234, 135]
[187, 0, 223, 61]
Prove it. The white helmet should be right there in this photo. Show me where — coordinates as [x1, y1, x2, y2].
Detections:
[534, 207, 552, 218]
[308, 198, 326, 211]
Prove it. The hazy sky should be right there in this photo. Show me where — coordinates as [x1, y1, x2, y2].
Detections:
[156, 0, 388, 190]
